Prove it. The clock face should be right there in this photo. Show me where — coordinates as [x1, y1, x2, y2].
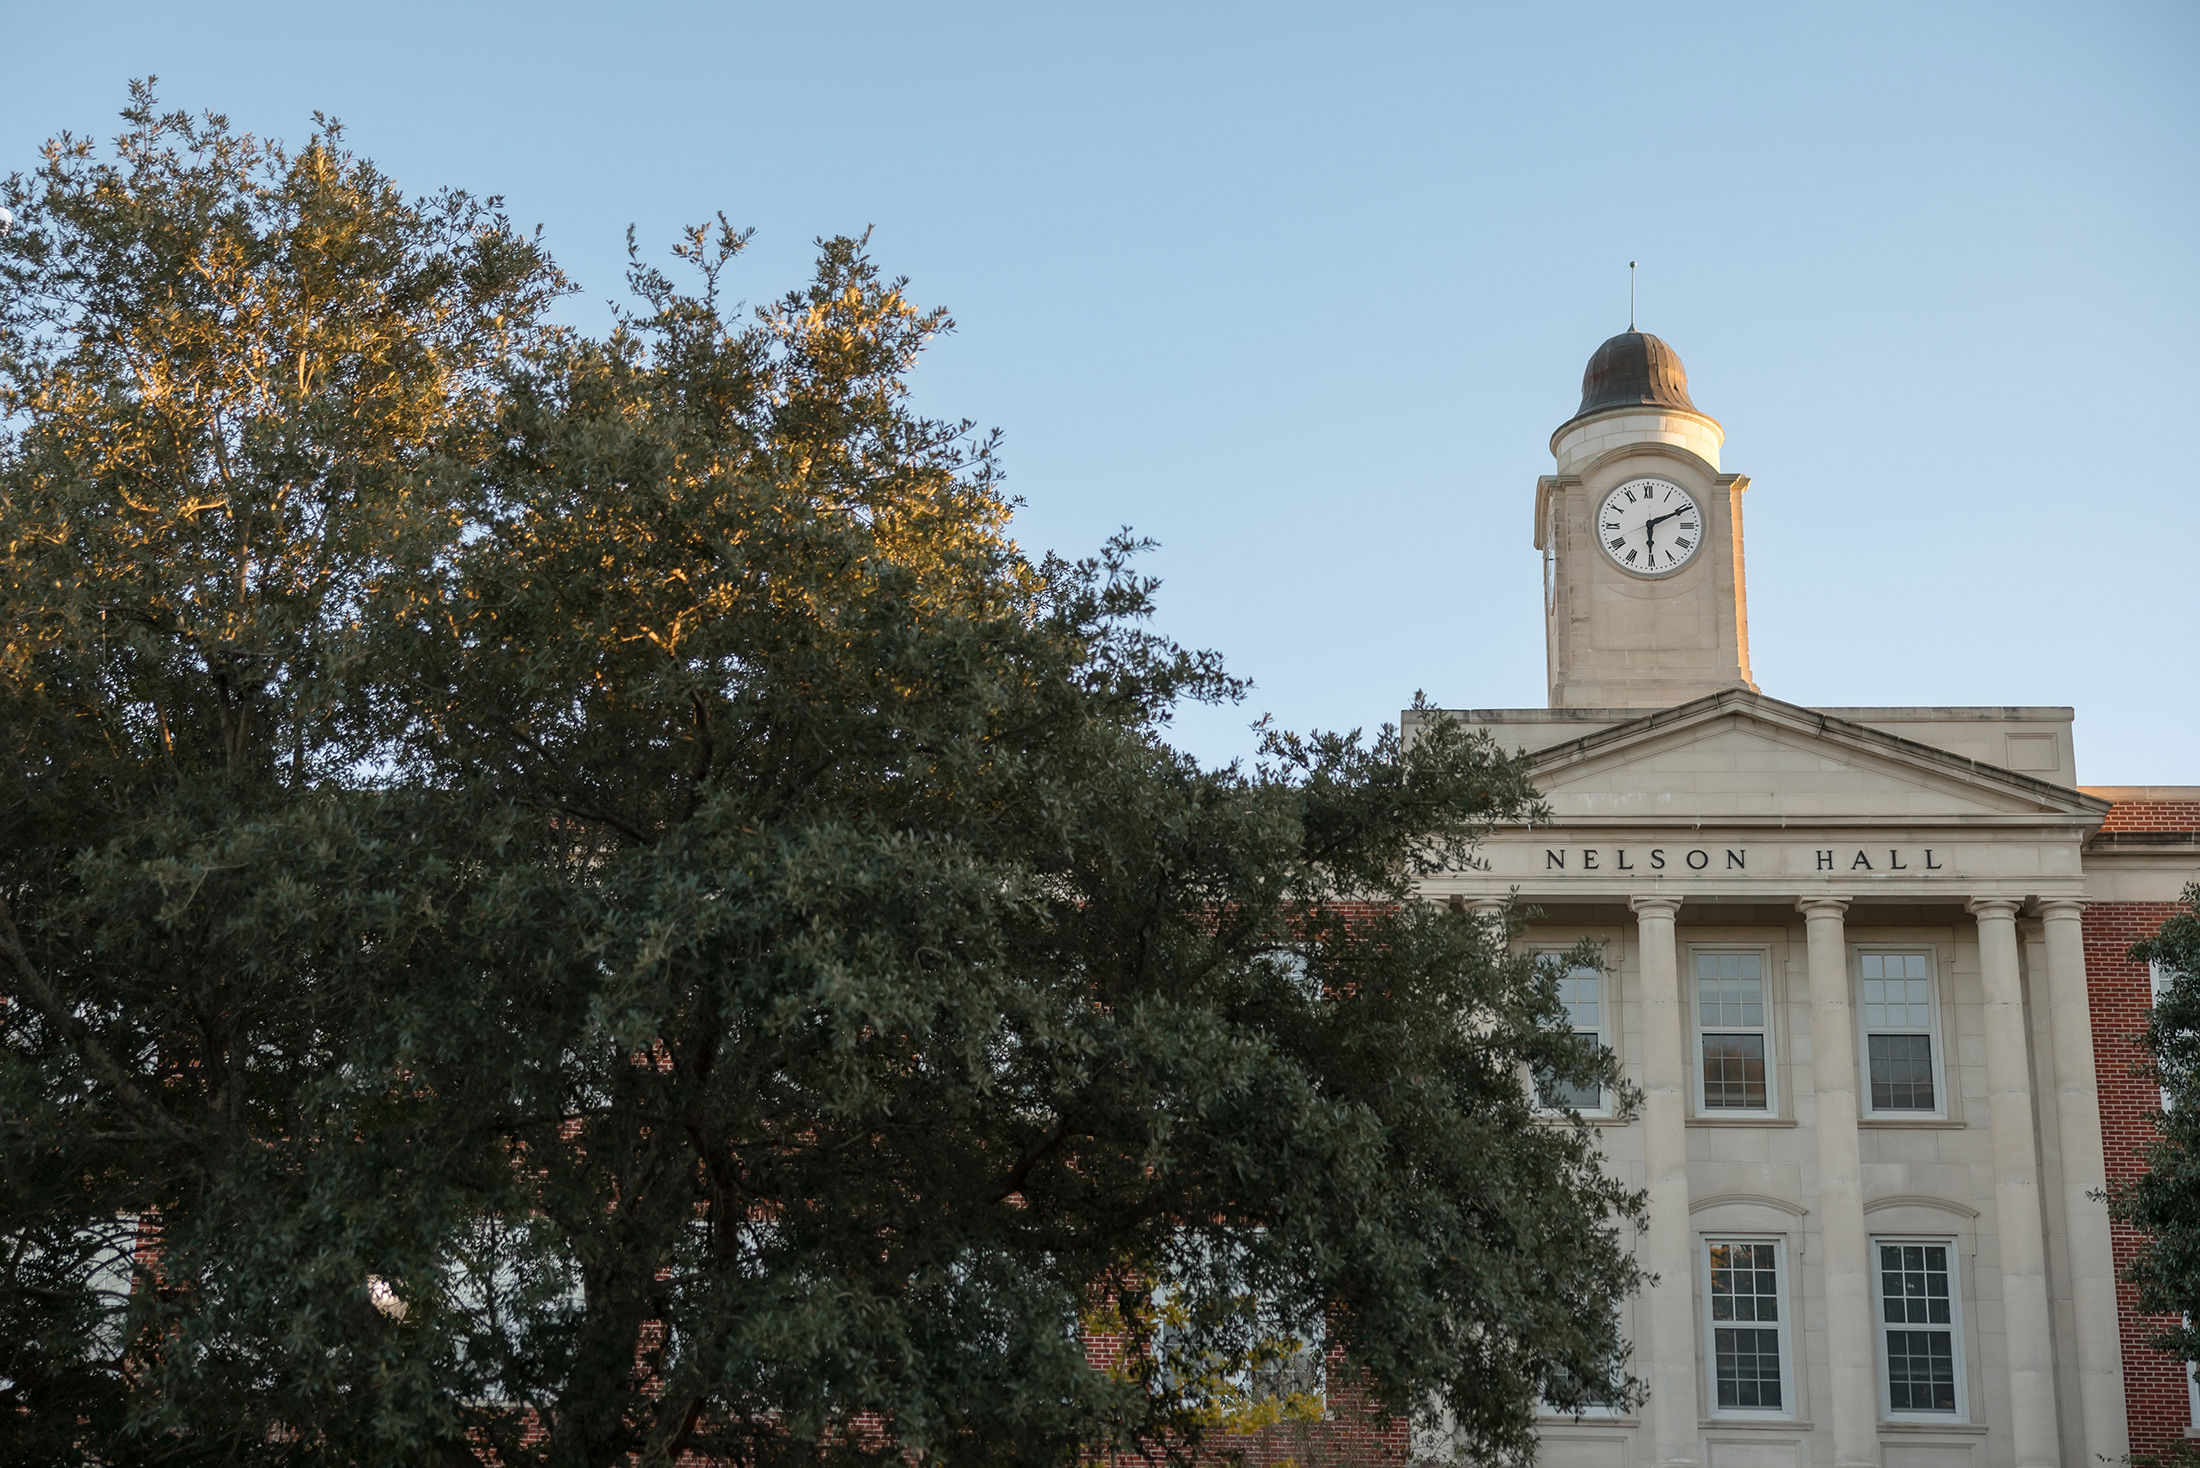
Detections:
[1596, 477, 1704, 576]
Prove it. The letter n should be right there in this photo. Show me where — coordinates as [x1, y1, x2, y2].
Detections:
[1547, 849, 1566, 870]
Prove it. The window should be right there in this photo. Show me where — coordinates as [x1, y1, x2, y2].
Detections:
[1695, 952, 1772, 1112]
[1704, 1239, 1790, 1416]
[1149, 1236, 1325, 1421]
[1873, 1239, 1967, 1421]
[1539, 963, 1606, 1113]
[1859, 952, 1943, 1116]
[2155, 961, 2186, 1111]
[1539, 1342, 1628, 1418]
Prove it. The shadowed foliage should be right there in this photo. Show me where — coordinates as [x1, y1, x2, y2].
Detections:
[2115, 884, 2200, 1373]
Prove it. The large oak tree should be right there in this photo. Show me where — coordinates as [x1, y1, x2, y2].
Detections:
[1, 87, 1642, 1467]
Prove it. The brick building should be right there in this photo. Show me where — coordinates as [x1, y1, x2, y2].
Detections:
[1399, 330, 2198, 1468]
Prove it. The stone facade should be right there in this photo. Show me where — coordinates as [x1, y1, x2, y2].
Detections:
[1406, 332, 2198, 1468]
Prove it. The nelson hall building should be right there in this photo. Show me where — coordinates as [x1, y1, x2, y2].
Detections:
[1406, 329, 2200, 1468]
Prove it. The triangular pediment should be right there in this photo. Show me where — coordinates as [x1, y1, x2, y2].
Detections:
[1521, 690, 2109, 827]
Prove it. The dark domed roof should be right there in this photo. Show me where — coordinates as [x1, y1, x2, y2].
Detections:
[1574, 330, 1698, 418]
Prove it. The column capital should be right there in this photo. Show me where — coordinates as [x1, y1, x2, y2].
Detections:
[1967, 896, 2024, 922]
[1630, 894, 1684, 920]
[1796, 895, 1852, 919]
[2036, 896, 2088, 921]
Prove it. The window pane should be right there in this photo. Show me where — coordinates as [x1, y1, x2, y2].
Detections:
[1885, 1331, 1957, 1412]
[1702, 1034, 1768, 1108]
[1714, 1328, 1784, 1409]
[1540, 1052, 1601, 1113]
[1868, 1034, 1936, 1110]
[1697, 974, 1764, 1027]
[1709, 1243, 1780, 1322]
[1556, 971, 1601, 1030]
[1879, 1244, 1952, 1325]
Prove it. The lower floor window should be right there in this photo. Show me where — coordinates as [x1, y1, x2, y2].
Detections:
[1706, 1239, 1788, 1414]
[1874, 1238, 1965, 1418]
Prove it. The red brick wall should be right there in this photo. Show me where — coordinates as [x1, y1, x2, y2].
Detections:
[2099, 803, 2200, 833]
[2088, 896, 2192, 1459]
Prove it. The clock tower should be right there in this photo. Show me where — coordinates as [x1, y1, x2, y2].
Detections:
[1535, 330, 1756, 708]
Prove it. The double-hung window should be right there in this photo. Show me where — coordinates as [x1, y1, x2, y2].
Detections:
[1859, 952, 1943, 1116]
[1539, 963, 1607, 1114]
[1704, 1239, 1790, 1416]
[1696, 952, 1772, 1112]
[2154, 960, 2186, 1111]
[1873, 1238, 1967, 1420]
[1149, 1236, 1325, 1417]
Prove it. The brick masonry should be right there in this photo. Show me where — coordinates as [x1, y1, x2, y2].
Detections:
[2099, 802, 2200, 834]
[2087, 795, 2200, 1460]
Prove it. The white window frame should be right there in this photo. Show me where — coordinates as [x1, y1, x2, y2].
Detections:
[1855, 947, 1950, 1120]
[1870, 1234, 1970, 1424]
[1536, 1317, 1631, 1420]
[2155, 960, 2184, 1112]
[1701, 1236, 1794, 1421]
[1691, 947, 1777, 1117]
[1537, 954, 1612, 1118]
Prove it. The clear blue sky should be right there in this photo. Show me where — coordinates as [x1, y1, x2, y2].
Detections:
[9, 2, 2195, 781]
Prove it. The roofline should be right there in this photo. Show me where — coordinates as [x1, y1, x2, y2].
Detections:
[1506, 688, 2112, 819]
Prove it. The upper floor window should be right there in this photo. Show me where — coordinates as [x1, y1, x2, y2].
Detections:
[1695, 951, 1772, 1113]
[1858, 951, 1945, 1117]
[1539, 963, 1607, 1114]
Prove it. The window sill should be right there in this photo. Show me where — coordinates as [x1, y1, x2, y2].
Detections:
[1536, 1414, 1639, 1427]
[1699, 1417, 1811, 1430]
[1880, 1421, 1985, 1435]
[1859, 1117, 1964, 1129]
[1687, 1115, 1798, 1128]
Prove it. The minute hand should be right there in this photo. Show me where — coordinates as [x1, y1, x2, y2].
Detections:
[1643, 508, 1690, 532]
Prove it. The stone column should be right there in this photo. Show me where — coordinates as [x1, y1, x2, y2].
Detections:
[1800, 897, 1879, 1468]
[2038, 898, 2130, 1462]
[1968, 896, 2060, 1467]
[1632, 894, 1699, 1468]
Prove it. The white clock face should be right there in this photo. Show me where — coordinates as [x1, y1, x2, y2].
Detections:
[1596, 477, 1704, 576]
